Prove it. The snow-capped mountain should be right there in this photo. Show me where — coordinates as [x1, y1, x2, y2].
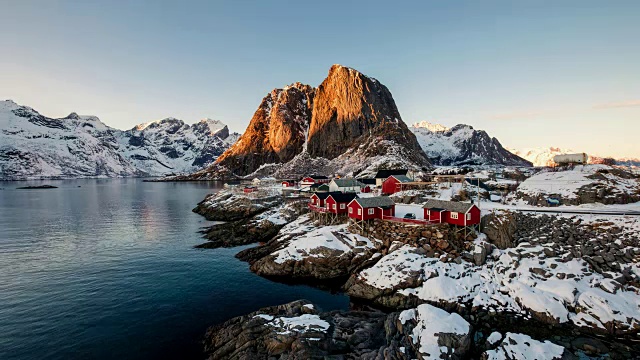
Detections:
[409, 122, 532, 166]
[507, 147, 572, 167]
[412, 121, 449, 133]
[508, 147, 640, 168]
[0, 100, 239, 180]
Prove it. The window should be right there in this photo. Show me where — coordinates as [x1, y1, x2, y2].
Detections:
[426, 210, 430, 217]
[358, 208, 362, 215]
[368, 208, 375, 215]
[349, 207, 353, 214]
[326, 203, 330, 209]
[340, 204, 345, 209]
[312, 199, 316, 204]
[451, 212, 458, 219]
[332, 204, 336, 210]
[466, 213, 471, 220]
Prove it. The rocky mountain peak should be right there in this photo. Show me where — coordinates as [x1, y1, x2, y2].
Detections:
[214, 83, 316, 176]
[306, 65, 430, 167]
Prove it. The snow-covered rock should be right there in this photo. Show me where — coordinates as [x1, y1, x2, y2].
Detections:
[0, 100, 239, 180]
[483, 332, 566, 360]
[399, 303, 472, 359]
[346, 242, 640, 335]
[410, 122, 532, 166]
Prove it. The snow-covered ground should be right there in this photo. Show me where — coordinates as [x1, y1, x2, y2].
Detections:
[355, 242, 640, 333]
[514, 165, 639, 201]
[272, 217, 376, 264]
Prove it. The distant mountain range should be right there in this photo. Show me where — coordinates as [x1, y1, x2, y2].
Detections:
[0, 100, 238, 180]
[507, 146, 640, 167]
[409, 122, 532, 167]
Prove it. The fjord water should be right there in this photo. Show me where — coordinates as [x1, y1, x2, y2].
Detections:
[0, 179, 348, 360]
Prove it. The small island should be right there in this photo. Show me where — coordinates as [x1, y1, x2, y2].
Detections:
[16, 185, 58, 189]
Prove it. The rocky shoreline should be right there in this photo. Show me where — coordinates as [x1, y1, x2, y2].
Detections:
[194, 189, 640, 359]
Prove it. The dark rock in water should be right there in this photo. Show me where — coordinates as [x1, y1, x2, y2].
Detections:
[16, 185, 58, 189]
[196, 219, 283, 249]
[192, 192, 281, 222]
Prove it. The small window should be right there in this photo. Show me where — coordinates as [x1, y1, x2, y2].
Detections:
[451, 212, 459, 219]
[340, 204, 345, 209]
[332, 204, 336, 210]
[466, 213, 471, 220]
[312, 199, 316, 204]
[368, 208, 375, 215]
[349, 207, 353, 214]
[326, 203, 330, 209]
[358, 208, 362, 215]
[427, 210, 430, 216]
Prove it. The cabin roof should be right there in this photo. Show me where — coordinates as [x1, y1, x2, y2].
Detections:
[374, 169, 408, 179]
[332, 178, 364, 187]
[423, 199, 476, 213]
[389, 175, 413, 183]
[304, 175, 329, 180]
[353, 196, 395, 208]
[327, 192, 358, 203]
[312, 192, 336, 200]
[357, 178, 376, 185]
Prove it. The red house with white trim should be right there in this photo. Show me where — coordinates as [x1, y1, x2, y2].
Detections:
[382, 175, 413, 195]
[301, 175, 330, 188]
[422, 199, 480, 226]
[347, 196, 395, 220]
[310, 192, 332, 207]
[325, 193, 358, 214]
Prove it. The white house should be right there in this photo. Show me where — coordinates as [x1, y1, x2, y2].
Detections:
[329, 178, 364, 193]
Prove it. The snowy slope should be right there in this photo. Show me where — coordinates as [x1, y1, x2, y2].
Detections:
[0, 100, 239, 180]
[410, 122, 532, 166]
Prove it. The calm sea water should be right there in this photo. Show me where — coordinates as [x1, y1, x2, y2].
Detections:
[0, 179, 348, 360]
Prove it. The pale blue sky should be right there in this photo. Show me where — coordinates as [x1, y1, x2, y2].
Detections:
[0, 0, 638, 158]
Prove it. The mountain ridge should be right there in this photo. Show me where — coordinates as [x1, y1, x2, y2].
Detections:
[0, 99, 239, 180]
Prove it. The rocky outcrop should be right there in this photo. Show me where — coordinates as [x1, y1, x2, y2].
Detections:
[196, 199, 308, 249]
[481, 211, 517, 249]
[192, 191, 282, 221]
[203, 300, 474, 360]
[214, 83, 315, 176]
[307, 65, 430, 168]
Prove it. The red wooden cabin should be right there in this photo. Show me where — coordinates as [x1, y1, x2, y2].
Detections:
[243, 186, 258, 194]
[281, 180, 295, 187]
[347, 196, 395, 220]
[309, 192, 332, 207]
[381, 175, 413, 195]
[422, 199, 481, 226]
[325, 193, 358, 214]
[360, 185, 371, 193]
[301, 175, 330, 187]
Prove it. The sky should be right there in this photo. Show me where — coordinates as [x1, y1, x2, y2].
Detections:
[0, 0, 638, 158]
